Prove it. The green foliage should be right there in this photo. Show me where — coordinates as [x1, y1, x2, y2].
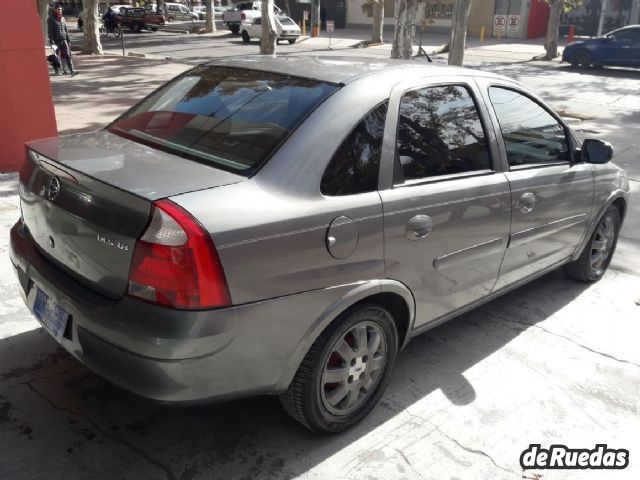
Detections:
[544, 0, 583, 13]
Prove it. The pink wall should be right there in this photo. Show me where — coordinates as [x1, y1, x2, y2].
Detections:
[0, 1, 57, 171]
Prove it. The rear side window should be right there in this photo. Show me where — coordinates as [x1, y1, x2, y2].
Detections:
[489, 87, 569, 167]
[109, 66, 337, 175]
[396, 85, 491, 182]
[321, 102, 388, 196]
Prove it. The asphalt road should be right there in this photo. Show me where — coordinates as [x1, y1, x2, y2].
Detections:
[1, 31, 639, 480]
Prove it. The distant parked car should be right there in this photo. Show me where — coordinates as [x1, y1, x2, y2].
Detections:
[562, 25, 640, 68]
[223, 1, 282, 34]
[103, 4, 132, 15]
[118, 7, 165, 33]
[192, 5, 206, 20]
[214, 5, 228, 19]
[146, 2, 198, 21]
[192, 5, 226, 20]
[241, 15, 300, 44]
[12, 57, 629, 433]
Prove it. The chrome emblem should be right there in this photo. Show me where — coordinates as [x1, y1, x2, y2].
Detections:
[47, 177, 61, 201]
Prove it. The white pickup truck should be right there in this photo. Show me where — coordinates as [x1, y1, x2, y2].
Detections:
[222, 1, 282, 34]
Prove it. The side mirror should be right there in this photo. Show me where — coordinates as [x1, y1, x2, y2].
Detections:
[581, 139, 613, 164]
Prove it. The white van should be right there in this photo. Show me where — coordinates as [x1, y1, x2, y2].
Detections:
[240, 15, 301, 44]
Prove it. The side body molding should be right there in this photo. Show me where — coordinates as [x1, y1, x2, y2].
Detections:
[274, 279, 415, 391]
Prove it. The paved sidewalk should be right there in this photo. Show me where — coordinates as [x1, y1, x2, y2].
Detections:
[50, 39, 562, 134]
[50, 55, 190, 134]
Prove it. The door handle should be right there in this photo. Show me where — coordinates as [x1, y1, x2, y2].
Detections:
[406, 215, 433, 240]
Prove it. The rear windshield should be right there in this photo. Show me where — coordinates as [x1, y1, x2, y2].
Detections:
[108, 67, 336, 175]
[279, 17, 296, 26]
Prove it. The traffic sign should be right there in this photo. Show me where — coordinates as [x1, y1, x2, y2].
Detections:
[493, 15, 506, 37]
[507, 15, 521, 37]
[326, 20, 335, 33]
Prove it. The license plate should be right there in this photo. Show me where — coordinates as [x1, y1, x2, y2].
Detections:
[33, 287, 69, 340]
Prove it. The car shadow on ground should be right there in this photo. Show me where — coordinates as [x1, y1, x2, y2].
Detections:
[556, 64, 640, 80]
[0, 269, 593, 479]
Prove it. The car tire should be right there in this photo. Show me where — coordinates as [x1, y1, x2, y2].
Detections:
[570, 49, 591, 67]
[241, 30, 250, 43]
[288, 39, 296, 45]
[167, 15, 175, 22]
[564, 205, 621, 282]
[132, 22, 142, 33]
[280, 303, 399, 433]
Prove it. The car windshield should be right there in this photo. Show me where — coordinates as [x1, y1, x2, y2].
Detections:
[108, 66, 337, 175]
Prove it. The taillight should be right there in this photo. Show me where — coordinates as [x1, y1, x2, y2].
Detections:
[240, 12, 246, 21]
[128, 199, 231, 309]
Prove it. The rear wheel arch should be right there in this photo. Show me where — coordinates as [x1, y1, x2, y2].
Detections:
[274, 280, 415, 392]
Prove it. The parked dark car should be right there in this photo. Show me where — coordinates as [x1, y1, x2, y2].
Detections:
[10, 57, 629, 433]
[117, 7, 165, 33]
[562, 25, 640, 68]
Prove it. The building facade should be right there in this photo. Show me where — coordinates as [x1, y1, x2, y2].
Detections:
[342, 0, 543, 38]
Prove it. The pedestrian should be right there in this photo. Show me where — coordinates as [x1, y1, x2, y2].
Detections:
[47, 3, 78, 76]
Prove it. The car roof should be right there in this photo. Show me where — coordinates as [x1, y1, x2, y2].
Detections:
[203, 56, 504, 86]
[607, 24, 640, 34]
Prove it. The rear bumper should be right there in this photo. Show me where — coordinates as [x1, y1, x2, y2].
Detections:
[9, 220, 355, 404]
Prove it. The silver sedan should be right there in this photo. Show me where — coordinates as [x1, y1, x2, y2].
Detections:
[10, 57, 629, 432]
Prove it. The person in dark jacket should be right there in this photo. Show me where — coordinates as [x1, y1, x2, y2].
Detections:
[102, 7, 117, 33]
[47, 3, 78, 76]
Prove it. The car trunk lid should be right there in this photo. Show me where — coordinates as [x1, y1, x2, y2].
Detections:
[20, 131, 243, 299]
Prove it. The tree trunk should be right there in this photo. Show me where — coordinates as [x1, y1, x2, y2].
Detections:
[544, 0, 562, 59]
[597, 0, 609, 36]
[205, 0, 216, 32]
[372, 1, 384, 44]
[447, 0, 472, 66]
[630, 0, 640, 26]
[83, 0, 104, 55]
[391, 0, 417, 59]
[36, 0, 49, 41]
[260, 0, 278, 55]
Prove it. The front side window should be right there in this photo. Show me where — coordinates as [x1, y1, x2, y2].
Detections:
[109, 66, 337, 175]
[321, 102, 388, 196]
[396, 85, 491, 182]
[489, 87, 569, 167]
[609, 28, 638, 41]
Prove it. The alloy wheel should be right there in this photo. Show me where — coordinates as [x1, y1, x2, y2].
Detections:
[320, 321, 387, 416]
[590, 214, 615, 275]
